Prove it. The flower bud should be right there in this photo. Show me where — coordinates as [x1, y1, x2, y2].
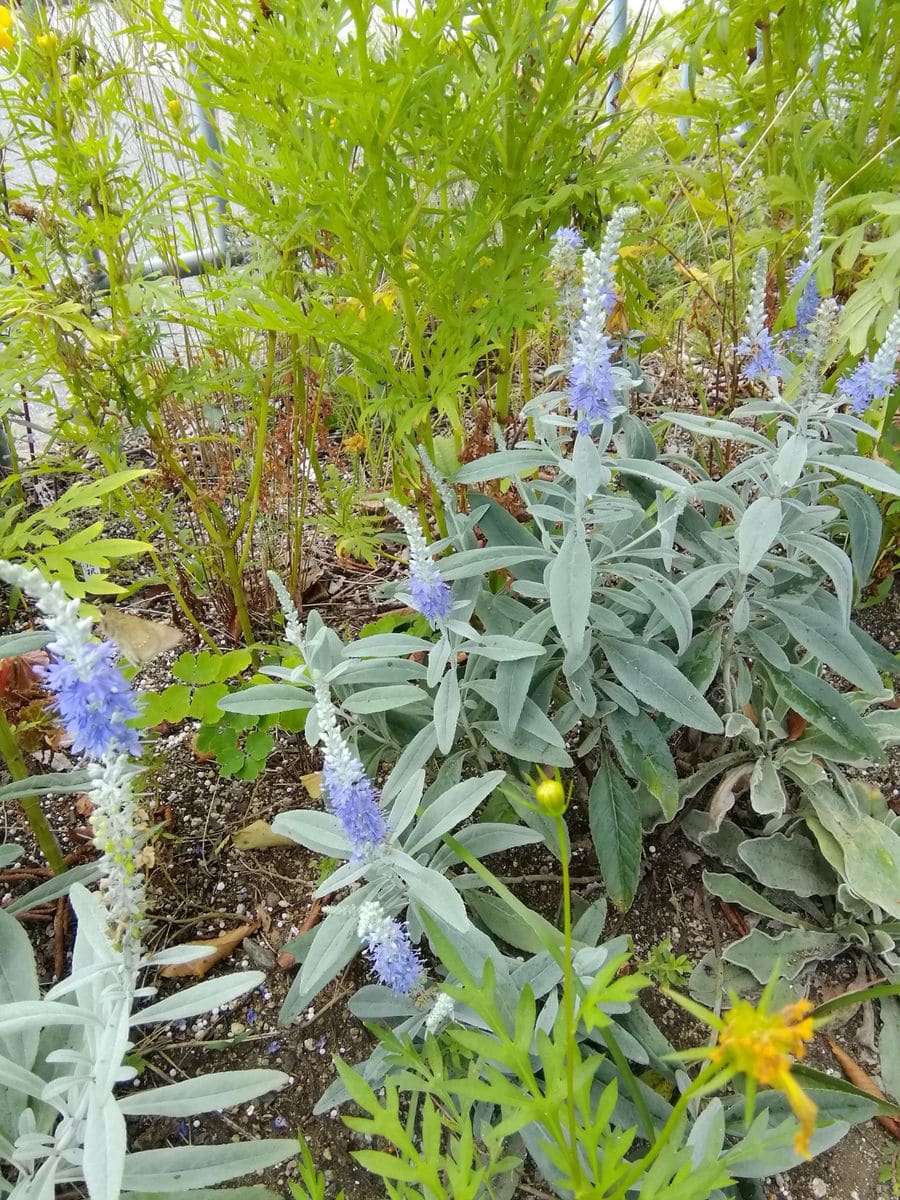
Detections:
[167, 97, 182, 120]
[36, 31, 58, 53]
[534, 776, 566, 815]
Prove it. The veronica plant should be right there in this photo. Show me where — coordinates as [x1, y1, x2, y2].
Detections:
[244, 573, 525, 1023]
[0, 563, 295, 1200]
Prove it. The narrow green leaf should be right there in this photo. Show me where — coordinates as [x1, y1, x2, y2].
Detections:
[600, 638, 723, 733]
[589, 760, 641, 910]
[765, 665, 883, 762]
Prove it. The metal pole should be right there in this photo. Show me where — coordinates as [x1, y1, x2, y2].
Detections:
[677, 61, 694, 137]
[606, 0, 628, 113]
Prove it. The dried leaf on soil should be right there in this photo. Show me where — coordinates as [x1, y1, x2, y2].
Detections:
[828, 1039, 900, 1140]
[301, 771, 323, 800]
[159, 921, 260, 979]
[231, 820, 296, 850]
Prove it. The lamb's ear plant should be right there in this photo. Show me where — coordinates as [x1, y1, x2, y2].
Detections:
[0, 563, 295, 1200]
[322, 787, 900, 1200]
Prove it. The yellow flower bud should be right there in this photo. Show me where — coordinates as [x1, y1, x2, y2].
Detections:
[167, 97, 182, 120]
[36, 31, 58, 53]
[534, 776, 566, 815]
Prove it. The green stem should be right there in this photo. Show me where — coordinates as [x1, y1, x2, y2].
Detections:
[555, 812, 583, 1192]
[872, 32, 900, 155]
[0, 710, 65, 874]
[613, 1064, 724, 1198]
[760, 22, 778, 186]
[236, 328, 277, 573]
[600, 1025, 654, 1145]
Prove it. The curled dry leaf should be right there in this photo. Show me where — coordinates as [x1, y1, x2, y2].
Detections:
[828, 1039, 900, 1140]
[708, 764, 753, 832]
[231, 820, 296, 850]
[786, 708, 808, 741]
[0, 651, 48, 705]
[159, 921, 260, 979]
[74, 793, 94, 818]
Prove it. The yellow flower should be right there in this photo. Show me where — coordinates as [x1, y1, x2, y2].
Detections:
[710, 997, 817, 1157]
[0, 6, 14, 53]
[36, 31, 58, 53]
[167, 97, 182, 120]
[373, 281, 396, 311]
[342, 432, 366, 454]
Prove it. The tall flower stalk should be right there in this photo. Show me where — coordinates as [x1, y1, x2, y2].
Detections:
[385, 498, 452, 628]
[568, 207, 636, 434]
[737, 250, 779, 382]
[357, 899, 422, 993]
[314, 672, 387, 859]
[267, 570, 387, 859]
[838, 310, 900, 414]
[788, 182, 827, 341]
[0, 562, 147, 949]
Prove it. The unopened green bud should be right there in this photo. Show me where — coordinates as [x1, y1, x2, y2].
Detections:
[534, 777, 566, 815]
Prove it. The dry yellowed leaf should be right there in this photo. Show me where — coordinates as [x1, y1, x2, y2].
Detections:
[301, 771, 323, 800]
[98, 606, 184, 665]
[828, 1039, 900, 1140]
[159, 921, 259, 979]
[231, 820, 296, 851]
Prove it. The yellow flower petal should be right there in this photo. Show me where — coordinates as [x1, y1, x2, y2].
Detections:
[0, 27, 12, 51]
[0, 6, 12, 30]
[781, 1071, 818, 1159]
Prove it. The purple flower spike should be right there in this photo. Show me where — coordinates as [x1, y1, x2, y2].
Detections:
[566, 209, 635, 431]
[838, 313, 900, 415]
[551, 226, 584, 253]
[409, 572, 452, 625]
[737, 250, 781, 384]
[313, 675, 386, 860]
[322, 765, 386, 858]
[357, 901, 422, 994]
[385, 498, 453, 629]
[41, 640, 140, 759]
[791, 267, 820, 339]
[737, 328, 778, 381]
